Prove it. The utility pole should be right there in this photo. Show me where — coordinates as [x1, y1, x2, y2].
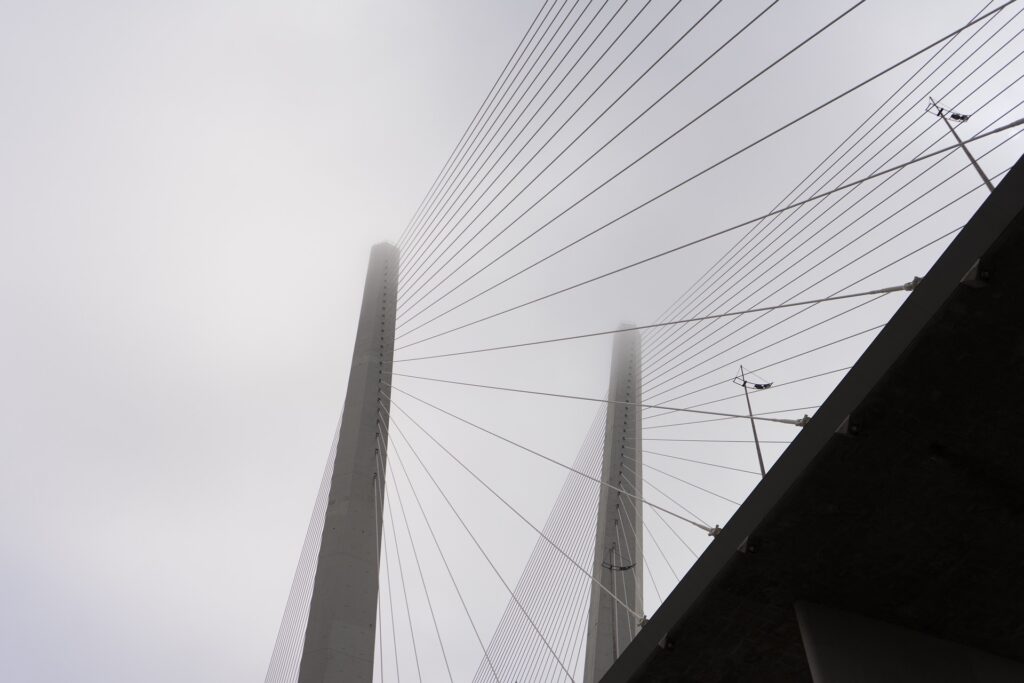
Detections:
[735, 366, 769, 477]
[298, 243, 399, 683]
[584, 326, 643, 683]
[929, 97, 994, 192]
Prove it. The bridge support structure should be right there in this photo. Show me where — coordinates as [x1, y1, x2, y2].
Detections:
[583, 326, 644, 683]
[298, 243, 398, 683]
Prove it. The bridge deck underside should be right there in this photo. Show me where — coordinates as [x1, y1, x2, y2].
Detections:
[604, 159, 1024, 681]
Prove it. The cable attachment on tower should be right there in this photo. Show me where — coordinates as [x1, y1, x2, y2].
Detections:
[601, 560, 637, 571]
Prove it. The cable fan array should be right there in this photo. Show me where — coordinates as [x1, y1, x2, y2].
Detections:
[265, 1, 1024, 681]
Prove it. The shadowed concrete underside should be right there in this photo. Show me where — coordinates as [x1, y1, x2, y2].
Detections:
[603, 156, 1024, 681]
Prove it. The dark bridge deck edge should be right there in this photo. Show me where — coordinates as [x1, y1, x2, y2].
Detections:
[601, 152, 1024, 683]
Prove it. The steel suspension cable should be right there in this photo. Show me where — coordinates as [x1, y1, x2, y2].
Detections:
[385, 448, 456, 682]
[400, 0, 651, 303]
[262, 413, 340, 683]
[398, 111, 1021, 356]
[644, 147, 1021, 405]
[640, 90, 1024, 392]
[642, 15, 1024, 375]
[642, 140, 967, 389]
[394, 1, 1018, 349]
[398, 0, 555, 254]
[389, 386, 712, 530]
[644, 300, 891, 417]
[397, 0, 795, 329]
[400, 0, 570, 274]
[476, 409, 605, 681]
[373, 421, 422, 683]
[387, 397, 651, 626]
[385, 434, 499, 680]
[393, 281, 915, 362]
[631, 447, 762, 475]
[638, 20, 1024, 374]
[391, 372, 817, 425]
[396, 0, 718, 316]
[387, 416, 577, 681]
[513, 435, 604, 681]
[399, 0, 612, 290]
[639, 0, 1005, 356]
[649, 504, 700, 559]
[400, 0, 594, 284]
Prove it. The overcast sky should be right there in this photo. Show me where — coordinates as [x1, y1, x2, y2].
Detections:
[3, 1, 1023, 681]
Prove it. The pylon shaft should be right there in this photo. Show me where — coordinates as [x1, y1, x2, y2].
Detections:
[584, 327, 644, 683]
[298, 243, 398, 683]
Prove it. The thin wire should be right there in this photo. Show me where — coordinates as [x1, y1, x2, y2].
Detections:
[387, 396, 679, 608]
[401, 0, 569, 275]
[401, 0, 656, 307]
[396, 0, 727, 319]
[528, 410, 606, 681]
[391, 372, 811, 425]
[640, 514, 677, 589]
[400, 0, 594, 284]
[641, 35, 1024, 378]
[398, 110, 1020, 353]
[648, 461, 743, 505]
[398, 0, 837, 330]
[379, 439, 423, 682]
[639, 15, 1024, 374]
[644, 438, 790, 444]
[401, 0, 566, 263]
[649, 504, 700, 559]
[635, 472, 709, 527]
[399, 0, 618, 290]
[263, 413, 340, 683]
[643, 136, 1013, 393]
[640, 448, 763, 475]
[386, 452, 456, 682]
[372, 465, 386, 683]
[386, 437, 498, 680]
[387, 416, 576, 681]
[387, 385, 724, 530]
[645, 151, 1020, 407]
[640, 0, 1006, 358]
[646, 365, 854, 415]
[651, 323, 887, 414]
[395, 1, 1011, 343]
[479, 409, 605, 681]
[381, 498, 401, 683]
[641, 144, 967, 391]
[398, 0, 555, 253]
[393, 281, 912, 361]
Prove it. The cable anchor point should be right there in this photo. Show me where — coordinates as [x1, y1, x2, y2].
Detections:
[601, 561, 637, 571]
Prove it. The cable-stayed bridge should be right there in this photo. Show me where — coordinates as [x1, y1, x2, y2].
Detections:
[263, 1, 1024, 680]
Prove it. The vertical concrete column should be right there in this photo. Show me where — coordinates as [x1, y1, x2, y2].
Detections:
[298, 243, 398, 683]
[584, 327, 644, 683]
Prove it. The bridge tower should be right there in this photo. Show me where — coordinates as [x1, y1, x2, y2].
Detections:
[298, 243, 398, 683]
[584, 326, 644, 682]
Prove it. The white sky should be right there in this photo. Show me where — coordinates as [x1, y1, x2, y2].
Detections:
[2, 1, 1022, 682]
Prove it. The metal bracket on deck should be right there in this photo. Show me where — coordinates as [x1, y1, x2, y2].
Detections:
[961, 259, 990, 287]
[836, 415, 861, 436]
